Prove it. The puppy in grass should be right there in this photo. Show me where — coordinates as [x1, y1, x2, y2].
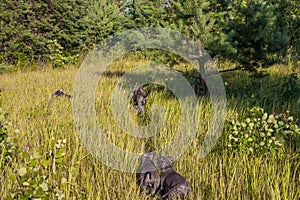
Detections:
[136, 152, 160, 197]
[131, 84, 147, 115]
[156, 156, 191, 200]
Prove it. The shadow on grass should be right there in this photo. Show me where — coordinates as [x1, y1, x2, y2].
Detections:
[101, 66, 299, 120]
[208, 69, 300, 156]
[221, 70, 300, 119]
[102, 70, 125, 78]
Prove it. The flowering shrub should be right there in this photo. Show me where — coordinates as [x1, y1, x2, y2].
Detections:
[227, 106, 300, 155]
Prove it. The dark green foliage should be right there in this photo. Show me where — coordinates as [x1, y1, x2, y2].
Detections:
[124, 0, 234, 62]
[273, 0, 300, 59]
[166, 0, 235, 57]
[226, 0, 290, 71]
[0, 0, 298, 69]
[0, 0, 124, 66]
[123, 0, 178, 64]
[0, 0, 61, 64]
[225, 72, 300, 109]
[280, 72, 300, 100]
[244, 72, 300, 107]
[263, 72, 300, 105]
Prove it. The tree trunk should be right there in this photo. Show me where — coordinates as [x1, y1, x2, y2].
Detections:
[189, 47, 208, 96]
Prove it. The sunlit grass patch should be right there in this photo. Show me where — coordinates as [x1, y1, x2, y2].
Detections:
[0, 59, 299, 199]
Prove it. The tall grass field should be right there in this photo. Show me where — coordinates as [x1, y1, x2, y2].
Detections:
[0, 58, 299, 200]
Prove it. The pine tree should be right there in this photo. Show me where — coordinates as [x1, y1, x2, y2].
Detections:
[122, 0, 232, 95]
[226, 0, 290, 71]
[0, 0, 124, 65]
[84, 0, 126, 49]
[273, 0, 299, 60]
[158, 0, 233, 95]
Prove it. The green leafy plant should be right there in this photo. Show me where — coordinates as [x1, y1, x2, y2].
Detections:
[8, 151, 50, 200]
[0, 107, 19, 169]
[0, 64, 13, 74]
[227, 106, 300, 155]
[7, 138, 67, 200]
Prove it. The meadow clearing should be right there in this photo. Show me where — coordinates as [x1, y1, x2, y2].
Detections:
[0, 57, 299, 200]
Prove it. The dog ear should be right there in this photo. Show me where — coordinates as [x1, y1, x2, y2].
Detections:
[156, 156, 176, 168]
[53, 88, 63, 96]
[166, 156, 176, 164]
[133, 83, 139, 92]
[142, 152, 155, 160]
[148, 152, 156, 160]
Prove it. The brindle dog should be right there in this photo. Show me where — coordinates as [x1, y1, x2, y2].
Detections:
[136, 152, 160, 197]
[131, 85, 147, 115]
[156, 156, 191, 200]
